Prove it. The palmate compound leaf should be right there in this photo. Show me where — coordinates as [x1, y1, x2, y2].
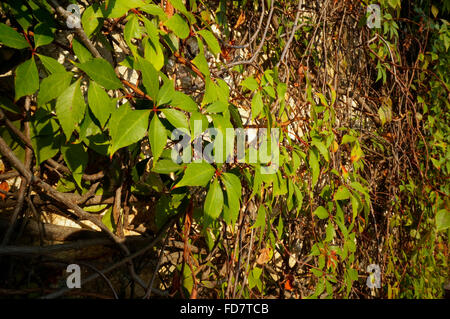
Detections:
[204, 179, 224, 221]
[174, 162, 216, 188]
[109, 104, 150, 156]
[55, 79, 86, 141]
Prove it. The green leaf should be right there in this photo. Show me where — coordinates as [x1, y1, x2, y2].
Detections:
[55, 79, 86, 140]
[241, 76, 259, 91]
[325, 222, 335, 242]
[140, 4, 166, 20]
[149, 114, 167, 165]
[79, 109, 102, 139]
[251, 206, 266, 229]
[222, 172, 241, 226]
[37, 71, 73, 107]
[152, 159, 182, 174]
[215, 79, 229, 104]
[206, 100, 228, 113]
[204, 179, 224, 220]
[168, 0, 187, 15]
[0, 96, 21, 114]
[197, 29, 221, 55]
[78, 58, 122, 90]
[314, 206, 329, 219]
[161, 108, 189, 130]
[334, 186, 351, 201]
[124, 14, 143, 55]
[82, 4, 102, 37]
[101, 0, 144, 18]
[309, 149, 320, 188]
[34, 23, 54, 48]
[192, 38, 210, 77]
[388, 0, 400, 9]
[88, 81, 115, 127]
[37, 54, 66, 74]
[202, 78, 218, 106]
[436, 209, 450, 232]
[175, 162, 215, 187]
[311, 140, 329, 162]
[164, 14, 189, 39]
[0, 23, 29, 49]
[341, 134, 356, 144]
[72, 38, 93, 63]
[109, 105, 150, 155]
[30, 109, 62, 164]
[157, 80, 175, 106]
[171, 91, 198, 112]
[62, 143, 88, 188]
[144, 29, 164, 71]
[15, 57, 39, 100]
[136, 57, 159, 100]
[102, 207, 115, 232]
[251, 91, 264, 120]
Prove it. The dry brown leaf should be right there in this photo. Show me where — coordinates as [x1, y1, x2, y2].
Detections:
[256, 247, 272, 265]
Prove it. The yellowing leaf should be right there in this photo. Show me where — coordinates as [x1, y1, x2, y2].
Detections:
[431, 5, 438, 18]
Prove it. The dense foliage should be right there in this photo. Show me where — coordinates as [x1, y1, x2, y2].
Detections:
[0, 0, 448, 299]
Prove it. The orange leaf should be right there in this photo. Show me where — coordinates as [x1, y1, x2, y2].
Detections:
[234, 11, 245, 29]
[164, 1, 174, 17]
[331, 140, 339, 153]
[284, 276, 294, 291]
[0, 159, 5, 173]
[0, 181, 10, 200]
